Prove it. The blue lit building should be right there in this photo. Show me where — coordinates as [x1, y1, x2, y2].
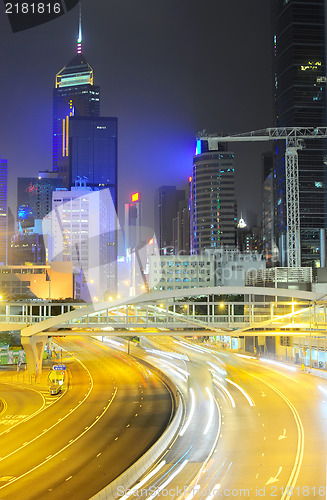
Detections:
[190, 141, 237, 254]
[53, 17, 100, 186]
[69, 116, 117, 202]
[0, 156, 8, 265]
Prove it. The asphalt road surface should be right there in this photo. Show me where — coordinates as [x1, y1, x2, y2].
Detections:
[116, 335, 327, 500]
[0, 336, 173, 500]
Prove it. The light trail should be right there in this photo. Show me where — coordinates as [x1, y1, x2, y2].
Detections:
[213, 378, 236, 408]
[146, 459, 189, 499]
[226, 378, 255, 406]
[118, 460, 166, 500]
[179, 388, 195, 436]
[203, 387, 215, 435]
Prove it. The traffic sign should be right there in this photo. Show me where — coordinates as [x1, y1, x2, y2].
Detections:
[53, 365, 66, 371]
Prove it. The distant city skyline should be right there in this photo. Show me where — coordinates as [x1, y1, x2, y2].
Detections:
[0, 0, 273, 232]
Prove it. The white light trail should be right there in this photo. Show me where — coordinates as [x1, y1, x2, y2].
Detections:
[226, 378, 255, 406]
[203, 387, 215, 435]
[213, 378, 236, 408]
[185, 484, 201, 500]
[180, 388, 196, 436]
[205, 483, 221, 499]
[147, 459, 189, 499]
[118, 460, 166, 500]
[103, 338, 123, 347]
[235, 353, 257, 360]
[260, 358, 297, 372]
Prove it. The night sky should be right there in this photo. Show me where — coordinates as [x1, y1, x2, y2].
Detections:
[0, 0, 273, 232]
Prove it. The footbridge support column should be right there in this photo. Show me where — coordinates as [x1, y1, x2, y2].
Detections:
[21, 335, 48, 375]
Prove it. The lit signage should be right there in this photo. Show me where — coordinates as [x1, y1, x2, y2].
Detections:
[195, 139, 202, 155]
[132, 192, 139, 202]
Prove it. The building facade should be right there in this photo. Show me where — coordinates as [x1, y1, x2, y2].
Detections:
[0, 156, 8, 265]
[272, 0, 327, 266]
[53, 26, 100, 186]
[69, 116, 117, 206]
[190, 142, 237, 254]
[17, 175, 63, 222]
[51, 181, 116, 300]
[154, 186, 186, 255]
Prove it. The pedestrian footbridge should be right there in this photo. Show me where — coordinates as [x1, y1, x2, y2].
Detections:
[1, 286, 325, 374]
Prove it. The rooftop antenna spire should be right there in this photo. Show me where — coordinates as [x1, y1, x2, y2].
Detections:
[77, 2, 82, 54]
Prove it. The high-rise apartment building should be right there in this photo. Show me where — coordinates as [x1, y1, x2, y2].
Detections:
[0, 156, 8, 265]
[190, 141, 237, 254]
[51, 181, 116, 300]
[154, 186, 185, 255]
[53, 19, 100, 186]
[272, 0, 327, 266]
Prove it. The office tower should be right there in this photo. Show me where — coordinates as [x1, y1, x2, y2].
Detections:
[17, 175, 63, 223]
[190, 141, 237, 254]
[154, 186, 185, 255]
[53, 16, 100, 186]
[51, 180, 116, 300]
[0, 156, 8, 265]
[124, 192, 144, 295]
[262, 151, 278, 265]
[272, 0, 327, 266]
[125, 192, 142, 252]
[69, 116, 117, 198]
[173, 187, 190, 254]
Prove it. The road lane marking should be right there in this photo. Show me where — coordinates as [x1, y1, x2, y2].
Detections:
[0, 386, 118, 491]
[0, 354, 95, 464]
[250, 373, 304, 500]
[266, 466, 283, 485]
[278, 428, 287, 440]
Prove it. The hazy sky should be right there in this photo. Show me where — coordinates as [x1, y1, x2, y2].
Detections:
[0, 0, 273, 230]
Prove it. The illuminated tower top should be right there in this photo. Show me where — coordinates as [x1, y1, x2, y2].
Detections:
[55, 4, 94, 88]
[77, 3, 82, 54]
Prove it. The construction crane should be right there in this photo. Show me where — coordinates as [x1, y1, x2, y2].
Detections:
[197, 127, 327, 268]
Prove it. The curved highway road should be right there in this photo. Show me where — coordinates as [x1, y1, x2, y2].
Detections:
[0, 336, 173, 500]
[118, 335, 327, 500]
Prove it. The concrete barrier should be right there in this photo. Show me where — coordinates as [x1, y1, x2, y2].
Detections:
[91, 359, 184, 500]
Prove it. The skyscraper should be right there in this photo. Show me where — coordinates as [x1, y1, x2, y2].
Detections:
[190, 141, 237, 254]
[51, 180, 116, 299]
[69, 116, 117, 200]
[0, 156, 8, 265]
[154, 186, 185, 255]
[53, 14, 100, 186]
[17, 175, 63, 222]
[125, 192, 142, 252]
[272, 0, 327, 266]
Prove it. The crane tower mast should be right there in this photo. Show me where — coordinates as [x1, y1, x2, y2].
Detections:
[197, 127, 327, 268]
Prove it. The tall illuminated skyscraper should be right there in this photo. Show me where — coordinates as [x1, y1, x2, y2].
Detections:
[190, 141, 237, 254]
[53, 10, 100, 186]
[272, 0, 327, 266]
[0, 156, 8, 265]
